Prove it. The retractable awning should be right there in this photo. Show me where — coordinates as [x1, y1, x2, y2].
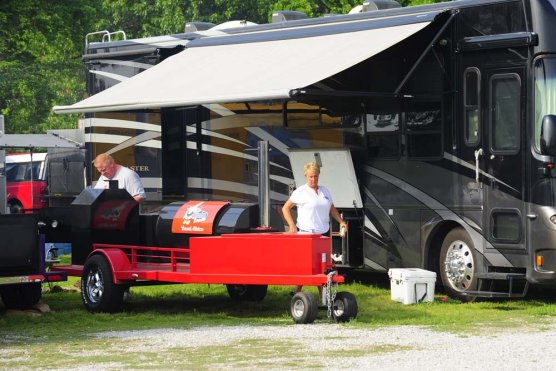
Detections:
[0, 134, 83, 149]
[53, 11, 441, 114]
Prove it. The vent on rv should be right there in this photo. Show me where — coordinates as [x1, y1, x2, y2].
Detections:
[272, 11, 308, 23]
[362, 0, 401, 11]
[184, 22, 216, 33]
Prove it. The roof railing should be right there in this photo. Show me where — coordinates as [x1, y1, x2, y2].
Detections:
[85, 30, 127, 49]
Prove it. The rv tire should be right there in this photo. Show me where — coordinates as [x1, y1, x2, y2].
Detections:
[440, 227, 479, 302]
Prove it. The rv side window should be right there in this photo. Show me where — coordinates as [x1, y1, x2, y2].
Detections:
[489, 74, 520, 154]
[491, 209, 521, 243]
[366, 113, 400, 158]
[533, 57, 556, 152]
[405, 100, 442, 158]
[459, 2, 526, 37]
[464, 68, 480, 146]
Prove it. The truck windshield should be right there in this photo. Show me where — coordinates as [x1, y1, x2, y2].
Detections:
[534, 57, 556, 151]
[5, 161, 42, 182]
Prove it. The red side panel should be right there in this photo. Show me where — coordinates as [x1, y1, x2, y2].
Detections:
[190, 233, 330, 276]
[171, 201, 229, 235]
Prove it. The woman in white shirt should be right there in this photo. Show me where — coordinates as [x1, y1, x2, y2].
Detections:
[282, 161, 347, 293]
[283, 161, 347, 235]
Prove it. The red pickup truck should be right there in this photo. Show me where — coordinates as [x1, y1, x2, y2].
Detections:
[5, 153, 48, 213]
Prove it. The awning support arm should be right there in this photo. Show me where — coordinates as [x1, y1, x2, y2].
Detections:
[394, 10, 457, 95]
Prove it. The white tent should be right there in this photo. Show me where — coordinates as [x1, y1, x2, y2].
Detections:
[0, 133, 83, 149]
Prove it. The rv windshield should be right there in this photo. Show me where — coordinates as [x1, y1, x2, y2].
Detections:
[534, 57, 556, 151]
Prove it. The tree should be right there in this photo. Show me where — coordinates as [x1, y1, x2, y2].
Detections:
[0, 0, 98, 133]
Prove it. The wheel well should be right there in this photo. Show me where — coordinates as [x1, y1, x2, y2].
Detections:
[7, 200, 23, 214]
[425, 221, 461, 276]
[7, 199, 22, 207]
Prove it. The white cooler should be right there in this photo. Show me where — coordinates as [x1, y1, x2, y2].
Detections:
[388, 268, 437, 305]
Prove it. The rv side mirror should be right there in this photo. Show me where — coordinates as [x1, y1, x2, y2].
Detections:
[541, 114, 556, 156]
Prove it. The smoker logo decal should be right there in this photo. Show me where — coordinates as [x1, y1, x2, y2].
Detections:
[101, 204, 125, 221]
[93, 200, 136, 230]
[171, 200, 229, 235]
[181, 202, 209, 232]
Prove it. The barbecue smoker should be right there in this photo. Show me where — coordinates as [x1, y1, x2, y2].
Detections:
[52, 188, 356, 324]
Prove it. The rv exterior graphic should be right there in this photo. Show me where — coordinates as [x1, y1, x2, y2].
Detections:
[54, 0, 556, 301]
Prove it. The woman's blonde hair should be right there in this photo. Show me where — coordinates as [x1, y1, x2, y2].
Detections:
[303, 161, 321, 175]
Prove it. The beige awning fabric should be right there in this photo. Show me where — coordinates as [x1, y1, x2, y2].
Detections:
[54, 15, 436, 114]
[0, 134, 83, 149]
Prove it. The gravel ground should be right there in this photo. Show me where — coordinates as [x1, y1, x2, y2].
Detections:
[95, 321, 556, 370]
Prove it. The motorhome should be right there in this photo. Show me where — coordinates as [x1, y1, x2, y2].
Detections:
[53, 0, 556, 301]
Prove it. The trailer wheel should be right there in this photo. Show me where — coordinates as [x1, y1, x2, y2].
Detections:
[290, 292, 318, 324]
[440, 227, 479, 302]
[332, 291, 358, 323]
[0, 283, 42, 309]
[226, 284, 267, 301]
[81, 254, 125, 313]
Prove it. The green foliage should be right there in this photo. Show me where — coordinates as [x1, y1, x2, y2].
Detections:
[271, 0, 362, 18]
[0, 0, 96, 133]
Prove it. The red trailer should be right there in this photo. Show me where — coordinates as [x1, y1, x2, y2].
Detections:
[51, 192, 357, 324]
[54, 232, 356, 324]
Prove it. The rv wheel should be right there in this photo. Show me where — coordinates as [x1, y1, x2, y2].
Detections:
[440, 227, 479, 302]
[226, 284, 268, 301]
[290, 292, 318, 324]
[332, 291, 358, 323]
[81, 254, 125, 312]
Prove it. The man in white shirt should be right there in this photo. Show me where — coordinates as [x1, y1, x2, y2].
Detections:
[93, 153, 146, 202]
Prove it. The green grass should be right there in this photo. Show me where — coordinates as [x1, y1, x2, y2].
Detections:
[2, 256, 556, 368]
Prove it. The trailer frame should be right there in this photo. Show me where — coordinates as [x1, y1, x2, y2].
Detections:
[53, 233, 356, 324]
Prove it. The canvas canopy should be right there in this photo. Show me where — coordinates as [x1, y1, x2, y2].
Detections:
[53, 11, 441, 114]
[0, 134, 83, 149]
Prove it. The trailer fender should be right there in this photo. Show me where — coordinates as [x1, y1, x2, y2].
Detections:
[87, 249, 131, 284]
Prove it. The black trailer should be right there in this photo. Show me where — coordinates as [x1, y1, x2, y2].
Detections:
[0, 131, 83, 308]
[0, 214, 67, 309]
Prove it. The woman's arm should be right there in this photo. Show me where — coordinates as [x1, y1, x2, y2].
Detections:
[282, 199, 298, 233]
[330, 204, 348, 231]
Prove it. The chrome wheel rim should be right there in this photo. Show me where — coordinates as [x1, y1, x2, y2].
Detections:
[333, 299, 345, 317]
[86, 269, 104, 304]
[444, 239, 475, 291]
[292, 299, 305, 318]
